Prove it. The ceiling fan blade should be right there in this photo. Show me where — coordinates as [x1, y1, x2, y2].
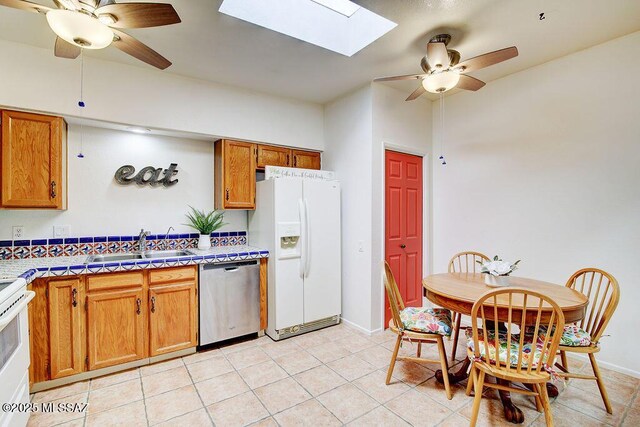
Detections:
[405, 84, 426, 101]
[374, 73, 426, 83]
[456, 46, 518, 73]
[426, 42, 449, 69]
[0, 0, 50, 12]
[54, 36, 81, 59]
[95, 2, 181, 29]
[457, 74, 486, 91]
[111, 29, 172, 70]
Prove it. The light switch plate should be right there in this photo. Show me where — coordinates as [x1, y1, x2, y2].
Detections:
[53, 225, 70, 238]
[12, 226, 24, 240]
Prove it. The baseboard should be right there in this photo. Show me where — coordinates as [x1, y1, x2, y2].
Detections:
[340, 317, 382, 336]
[565, 353, 640, 379]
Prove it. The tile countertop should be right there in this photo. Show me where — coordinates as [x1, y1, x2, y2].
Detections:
[0, 245, 269, 284]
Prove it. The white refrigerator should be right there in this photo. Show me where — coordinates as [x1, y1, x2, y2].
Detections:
[249, 177, 341, 340]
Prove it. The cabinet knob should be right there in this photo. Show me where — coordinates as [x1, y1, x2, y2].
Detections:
[150, 296, 156, 313]
[136, 298, 141, 315]
[50, 181, 57, 199]
[71, 288, 78, 307]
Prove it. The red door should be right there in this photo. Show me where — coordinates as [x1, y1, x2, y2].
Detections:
[385, 150, 423, 326]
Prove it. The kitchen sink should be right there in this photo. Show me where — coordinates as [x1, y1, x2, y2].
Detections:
[86, 253, 144, 263]
[142, 250, 192, 259]
[85, 250, 192, 263]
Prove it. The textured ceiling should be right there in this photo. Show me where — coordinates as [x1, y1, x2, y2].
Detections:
[0, 0, 639, 103]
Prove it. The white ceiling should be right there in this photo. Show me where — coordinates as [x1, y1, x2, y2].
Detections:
[0, 0, 639, 104]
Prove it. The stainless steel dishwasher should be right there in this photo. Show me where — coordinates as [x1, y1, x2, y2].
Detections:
[199, 260, 261, 346]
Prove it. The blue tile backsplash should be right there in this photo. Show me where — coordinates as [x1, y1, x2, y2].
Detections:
[0, 231, 248, 260]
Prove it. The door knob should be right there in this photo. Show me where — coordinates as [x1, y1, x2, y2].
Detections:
[400, 244, 406, 249]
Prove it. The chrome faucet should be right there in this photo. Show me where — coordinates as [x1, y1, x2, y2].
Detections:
[161, 226, 174, 250]
[137, 229, 150, 253]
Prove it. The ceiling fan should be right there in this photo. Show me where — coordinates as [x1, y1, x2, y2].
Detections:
[0, 0, 181, 69]
[375, 34, 518, 101]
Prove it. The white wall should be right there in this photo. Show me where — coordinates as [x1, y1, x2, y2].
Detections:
[323, 84, 432, 333]
[0, 40, 324, 150]
[371, 84, 432, 331]
[0, 125, 246, 239]
[432, 31, 640, 376]
[323, 85, 374, 332]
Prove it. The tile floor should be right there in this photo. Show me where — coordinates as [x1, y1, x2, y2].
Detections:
[28, 323, 639, 426]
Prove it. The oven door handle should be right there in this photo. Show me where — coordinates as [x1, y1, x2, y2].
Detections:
[0, 291, 35, 332]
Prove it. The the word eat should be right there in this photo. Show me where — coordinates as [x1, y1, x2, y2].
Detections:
[114, 163, 179, 187]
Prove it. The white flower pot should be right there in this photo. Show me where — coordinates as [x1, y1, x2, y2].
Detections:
[198, 234, 211, 250]
[484, 274, 510, 287]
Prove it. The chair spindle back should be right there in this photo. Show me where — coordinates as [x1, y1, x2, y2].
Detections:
[448, 251, 490, 274]
[566, 268, 619, 343]
[383, 261, 406, 330]
[470, 288, 565, 375]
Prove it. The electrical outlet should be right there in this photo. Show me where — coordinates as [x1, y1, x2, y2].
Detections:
[12, 226, 24, 240]
[53, 225, 70, 238]
[358, 240, 364, 253]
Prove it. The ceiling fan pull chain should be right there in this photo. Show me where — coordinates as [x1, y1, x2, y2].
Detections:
[439, 92, 447, 166]
[77, 50, 85, 159]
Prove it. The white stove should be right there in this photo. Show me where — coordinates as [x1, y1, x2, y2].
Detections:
[0, 277, 34, 427]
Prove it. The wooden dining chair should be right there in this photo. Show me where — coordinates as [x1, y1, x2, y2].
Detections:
[383, 261, 453, 400]
[465, 288, 565, 427]
[448, 251, 490, 362]
[554, 268, 620, 414]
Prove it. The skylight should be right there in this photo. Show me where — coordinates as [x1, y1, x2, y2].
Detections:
[218, 0, 397, 57]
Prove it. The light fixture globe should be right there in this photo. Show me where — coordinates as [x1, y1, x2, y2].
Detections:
[46, 9, 114, 49]
[422, 70, 460, 93]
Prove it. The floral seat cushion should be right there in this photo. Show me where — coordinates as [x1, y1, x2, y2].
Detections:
[525, 324, 592, 347]
[399, 307, 452, 336]
[465, 328, 550, 368]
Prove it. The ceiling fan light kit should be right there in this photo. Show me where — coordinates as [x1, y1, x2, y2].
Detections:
[46, 9, 113, 49]
[422, 70, 460, 93]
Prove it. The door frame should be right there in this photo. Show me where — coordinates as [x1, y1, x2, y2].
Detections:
[380, 143, 431, 331]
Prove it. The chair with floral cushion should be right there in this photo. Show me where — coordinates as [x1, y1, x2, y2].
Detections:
[554, 268, 620, 414]
[383, 261, 453, 399]
[448, 251, 490, 362]
[465, 287, 565, 427]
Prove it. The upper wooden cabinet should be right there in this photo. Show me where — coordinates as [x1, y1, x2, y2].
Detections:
[215, 139, 256, 210]
[292, 149, 321, 170]
[257, 145, 290, 169]
[0, 110, 67, 209]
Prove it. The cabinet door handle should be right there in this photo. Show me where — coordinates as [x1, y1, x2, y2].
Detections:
[150, 296, 156, 313]
[71, 288, 78, 307]
[50, 181, 57, 198]
[293, 157, 297, 167]
[225, 189, 229, 201]
[136, 298, 141, 315]
[287, 154, 290, 165]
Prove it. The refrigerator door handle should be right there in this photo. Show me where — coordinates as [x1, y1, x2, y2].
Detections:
[298, 198, 306, 279]
[304, 198, 311, 277]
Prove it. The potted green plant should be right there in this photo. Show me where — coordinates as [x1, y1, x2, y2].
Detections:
[183, 206, 226, 250]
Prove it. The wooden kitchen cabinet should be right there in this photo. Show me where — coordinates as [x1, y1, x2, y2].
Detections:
[0, 110, 67, 209]
[48, 278, 84, 379]
[256, 145, 291, 169]
[291, 149, 321, 170]
[149, 283, 197, 356]
[86, 287, 146, 370]
[214, 139, 256, 209]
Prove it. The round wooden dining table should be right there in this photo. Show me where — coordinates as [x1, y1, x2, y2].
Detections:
[423, 273, 589, 424]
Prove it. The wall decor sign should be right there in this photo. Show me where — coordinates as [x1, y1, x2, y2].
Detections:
[114, 163, 179, 187]
[265, 166, 336, 181]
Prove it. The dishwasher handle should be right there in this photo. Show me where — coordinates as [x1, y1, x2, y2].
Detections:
[224, 267, 239, 272]
[201, 260, 258, 271]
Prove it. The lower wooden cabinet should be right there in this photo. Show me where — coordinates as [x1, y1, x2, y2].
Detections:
[48, 278, 84, 379]
[149, 283, 197, 356]
[87, 288, 146, 370]
[29, 266, 198, 384]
